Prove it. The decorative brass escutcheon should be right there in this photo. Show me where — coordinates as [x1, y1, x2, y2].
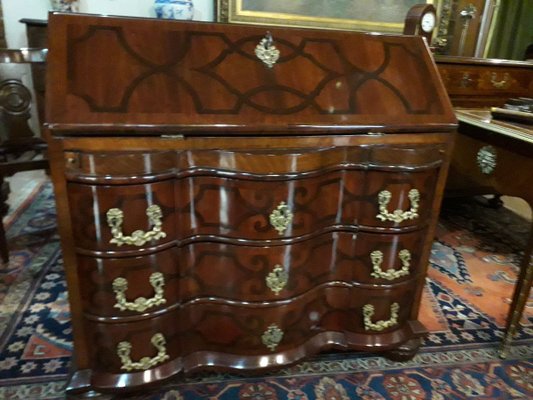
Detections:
[255, 31, 280, 68]
[117, 333, 170, 371]
[261, 324, 284, 351]
[106, 204, 167, 246]
[363, 303, 400, 331]
[266, 265, 288, 295]
[112, 272, 167, 313]
[376, 189, 420, 223]
[370, 249, 411, 280]
[269, 201, 293, 235]
[476, 145, 497, 175]
[490, 72, 510, 89]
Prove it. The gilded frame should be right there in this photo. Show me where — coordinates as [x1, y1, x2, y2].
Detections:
[217, 0, 438, 33]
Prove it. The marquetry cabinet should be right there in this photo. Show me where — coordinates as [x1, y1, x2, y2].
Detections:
[45, 13, 456, 395]
[436, 55, 533, 108]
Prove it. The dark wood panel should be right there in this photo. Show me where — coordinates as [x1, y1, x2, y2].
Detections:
[46, 13, 455, 132]
[64, 144, 446, 183]
[85, 284, 418, 375]
[77, 230, 426, 315]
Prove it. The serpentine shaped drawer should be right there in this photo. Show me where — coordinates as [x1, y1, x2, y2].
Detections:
[77, 230, 425, 316]
[67, 168, 436, 252]
[85, 284, 417, 375]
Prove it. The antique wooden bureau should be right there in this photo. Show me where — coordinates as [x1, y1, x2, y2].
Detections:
[44, 13, 456, 395]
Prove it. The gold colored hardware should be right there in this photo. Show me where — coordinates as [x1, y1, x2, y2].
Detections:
[490, 72, 510, 89]
[459, 72, 474, 88]
[266, 264, 288, 295]
[255, 32, 280, 68]
[376, 189, 420, 223]
[160, 134, 185, 139]
[477, 145, 497, 175]
[261, 324, 284, 351]
[370, 249, 411, 280]
[363, 303, 400, 331]
[117, 333, 170, 371]
[112, 272, 167, 313]
[106, 205, 166, 247]
[269, 202, 293, 235]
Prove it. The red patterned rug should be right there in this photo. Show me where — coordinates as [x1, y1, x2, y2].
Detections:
[0, 183, 531, 399]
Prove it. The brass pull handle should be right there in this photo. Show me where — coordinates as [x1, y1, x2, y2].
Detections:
[112, 272, 167, 313]
[490, 72, 510, 89]
[106, 205, 167, 246]
[363, 303, 400, 331]
[370, 249, 411, 280]
[376, 189, 420, 223]
[269, 201, 293, 235]
[266, 264, 288, 295]
[117, 333, 170, 371]
[261, 324, 284, 351]
[255, 31, 280, 68]
[459, 72, 474, 88]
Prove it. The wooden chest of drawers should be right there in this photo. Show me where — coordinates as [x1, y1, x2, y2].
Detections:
[45, 13, 456, 395]
[435, 56, 533, 108]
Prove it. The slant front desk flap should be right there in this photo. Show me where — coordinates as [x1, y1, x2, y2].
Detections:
[46, 13, 455, 133]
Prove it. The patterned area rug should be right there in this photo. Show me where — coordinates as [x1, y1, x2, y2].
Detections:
[0, 183, 531, 399]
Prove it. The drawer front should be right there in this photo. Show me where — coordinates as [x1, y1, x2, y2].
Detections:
[68, 169, 437, 251]
[437, 64, 533, 107]
[178, 169, 437, 239]
[86, 285, 417, 373]
[68, 180, 177, 252]
[179, 230, 425, 301]
[77, 248, 180, 317]
[77, 231, 425, 315]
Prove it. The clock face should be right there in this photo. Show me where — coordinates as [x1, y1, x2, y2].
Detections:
[421, 12, 436, 33]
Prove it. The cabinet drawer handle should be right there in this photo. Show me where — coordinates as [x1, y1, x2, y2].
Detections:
[376, 189, 420, 223]
[112, 272, 167, 313]
[255, 32, 280, 68]
[363, 303, 400, 331]
[106, 205, 167, 246]
[266, 264, 288, 295]
[490, 72, 510, 89]
[262, 324, 284, 351]
[370, 249, 411, 280]
[269, 202, 293, 235]
[117, 333, 170, 371]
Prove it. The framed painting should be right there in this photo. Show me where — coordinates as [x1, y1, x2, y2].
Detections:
[217, 0, 438, 33]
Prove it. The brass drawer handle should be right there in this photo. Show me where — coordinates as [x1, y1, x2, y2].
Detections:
[269, 202, 293, 235]
[262, 324, 284, 351]
[117, 333, 170, 371]
[376, 189, 420, 223]
[255, 32, 280, 68]
[112, 272, 167, 313]
[106, 205, 167, 246]
[266, 264, 288, 295]
[363, 303, 400, 331]
[370, 249, 411, 280]
[490, 72, 510, 89]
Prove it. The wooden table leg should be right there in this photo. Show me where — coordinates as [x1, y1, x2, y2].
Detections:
[499, 223, 533, 358]
[0, 176, 10, 263]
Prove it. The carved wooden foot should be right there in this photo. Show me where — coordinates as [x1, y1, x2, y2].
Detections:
[65, 370, 113, 400]
[383, 338, 422, 362]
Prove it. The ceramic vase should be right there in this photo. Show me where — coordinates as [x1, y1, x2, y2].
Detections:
[50, 0, 79, 12]
[154, 0, 195, 20]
